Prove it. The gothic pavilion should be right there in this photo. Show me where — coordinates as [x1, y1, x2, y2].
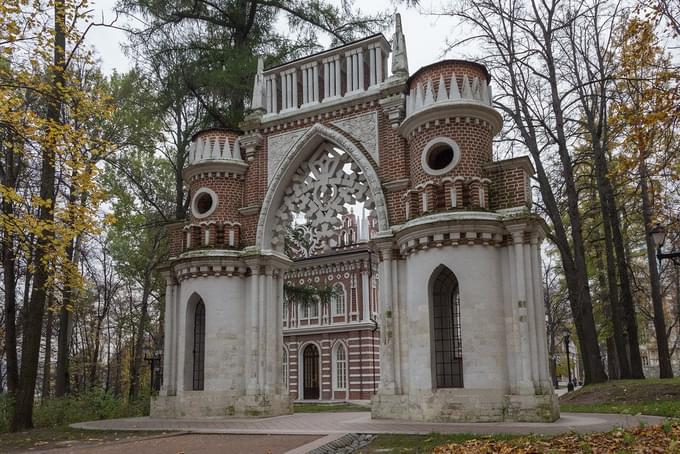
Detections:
[151, 14, 559, 422]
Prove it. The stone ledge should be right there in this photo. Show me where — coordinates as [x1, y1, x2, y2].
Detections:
[371, 390, 559, 423]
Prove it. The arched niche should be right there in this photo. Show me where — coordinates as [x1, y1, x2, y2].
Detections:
[255, 124, 389, 254]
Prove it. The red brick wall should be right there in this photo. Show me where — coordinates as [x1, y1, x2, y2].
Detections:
[188, 175, 243, 224]
[408, 121, 493, 187]
[485, 162, 531, 210]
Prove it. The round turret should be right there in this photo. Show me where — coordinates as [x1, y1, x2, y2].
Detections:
[399, 60, 502, 214]
[183, 128, 247, 249]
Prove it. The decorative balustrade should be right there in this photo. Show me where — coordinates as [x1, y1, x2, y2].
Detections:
[259, 34, 391, 117]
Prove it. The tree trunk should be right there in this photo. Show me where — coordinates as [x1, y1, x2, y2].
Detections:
[11, 0, 64, 430]
[2, 194, 18, 395]
[594, 142, 644, 378]
[41, 297, 54, 400]
[639, 158, 673, 378]
[591, 151, 632, 378]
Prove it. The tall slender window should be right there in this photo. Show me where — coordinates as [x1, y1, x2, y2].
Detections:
[333, 284, 346, 315]
[333, 343, 347, 390]
[192, 301, 206, 390]
[431, 266, 463, 388]
[282, 348, 289, 391]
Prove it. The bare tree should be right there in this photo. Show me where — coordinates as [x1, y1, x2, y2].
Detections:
[446, 0, 608, 383]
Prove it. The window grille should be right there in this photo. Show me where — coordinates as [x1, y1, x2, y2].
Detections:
[192, 301, 206, 390]
[431, 267, 463, 388]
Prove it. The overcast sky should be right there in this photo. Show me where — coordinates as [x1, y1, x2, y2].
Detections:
[85, 0, 473, 76]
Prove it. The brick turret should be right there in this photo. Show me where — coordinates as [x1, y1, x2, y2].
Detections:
[182, 128, 247, 250]
[398, 60, 503, 216]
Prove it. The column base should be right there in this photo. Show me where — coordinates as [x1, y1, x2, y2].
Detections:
[150, 391, 292, 418]
[371, 389, 559, 422]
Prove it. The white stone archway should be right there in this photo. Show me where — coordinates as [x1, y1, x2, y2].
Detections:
[255, 123, 389, 252]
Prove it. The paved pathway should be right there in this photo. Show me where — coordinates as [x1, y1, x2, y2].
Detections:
[72, 411, 665, 437]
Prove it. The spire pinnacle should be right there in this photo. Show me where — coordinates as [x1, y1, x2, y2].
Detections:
[250, 56, 265, 112]
[391, 13, 409, 79]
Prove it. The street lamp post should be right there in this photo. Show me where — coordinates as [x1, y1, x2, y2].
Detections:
[650, 223, 680, 266]
[563, 328, 574, 392]
[143, 346, 163, 392]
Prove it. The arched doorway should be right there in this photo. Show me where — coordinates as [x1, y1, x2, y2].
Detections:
[302, 344, 320, 399]
[430, 266, 463, 388]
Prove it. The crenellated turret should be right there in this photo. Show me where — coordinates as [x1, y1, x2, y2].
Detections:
[398, 60, 503, 219]
[182, 129, 247, 252]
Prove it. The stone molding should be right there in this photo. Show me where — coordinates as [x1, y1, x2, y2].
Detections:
[378, 93, 406, 129]
[330, 111, 379, 164]
[484, 155, 535, 175]
[239, 132, 263, 162]
[267, 127, 310, 182]
[238, 205, 260, 216]
[382, 178, 409, 192]
[398, 101, 503, 138]
[183, 160, 249, 181]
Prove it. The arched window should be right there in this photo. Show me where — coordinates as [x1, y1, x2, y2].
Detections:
[192, 300, 206, 390]
[282, 348, 289, 391]
[431, 266, 463, 388]
[333, 343, 347, 390]
[310, 296, 319, 318]
[333, 284, 346, 315]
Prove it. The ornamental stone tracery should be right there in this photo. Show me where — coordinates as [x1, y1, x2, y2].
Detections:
[271, 143, 374, 258]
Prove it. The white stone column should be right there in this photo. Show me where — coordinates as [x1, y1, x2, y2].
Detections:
[369, 46, 376, 86]
[501, 246, 518, 392]
[391, 256, 402, 393]
[312, 64, 319, 102]
[323, 61, 330, 98]
[357, 49, 365, 91]
[334, 56, 341, 96]
[524, 241, 540, 386]
[361, 269, 370, 322]
[531, 233, 552, 390]
[175, 290, 188, 393]
[301, 68, 308, 104]
[276, 271, 285, 394]
[378, 246, 395, 393]
[161, 275, 176, 395]
[264, 266, 275, 394]
[376, 47, 383, 84]
[291, 70, 298, 109]
[257, 270, 266, 393]
[246, 264, 259, 395]
[346, 54, 353, 92]
[510, 228, 533, 393]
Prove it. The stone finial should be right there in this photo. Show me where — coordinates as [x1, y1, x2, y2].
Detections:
[250, 56, 265, 112]
[391, 13, 409, 78]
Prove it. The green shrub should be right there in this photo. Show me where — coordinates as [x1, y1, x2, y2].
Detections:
[0, 390, 149, 433]
[0, 394, 13, 433]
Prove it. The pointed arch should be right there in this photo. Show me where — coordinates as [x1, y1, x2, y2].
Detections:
[332, 282, 347, 316]
[185, 292, 206, 391]
[332, 340, 348, 391]
[429, 265, 463, 389]
[255, 123, 389, 251]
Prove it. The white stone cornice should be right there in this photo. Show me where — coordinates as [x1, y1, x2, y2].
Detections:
[398, 100, 503, 138]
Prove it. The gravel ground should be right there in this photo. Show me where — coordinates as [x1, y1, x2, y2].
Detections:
[30, 433, 323, 454]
